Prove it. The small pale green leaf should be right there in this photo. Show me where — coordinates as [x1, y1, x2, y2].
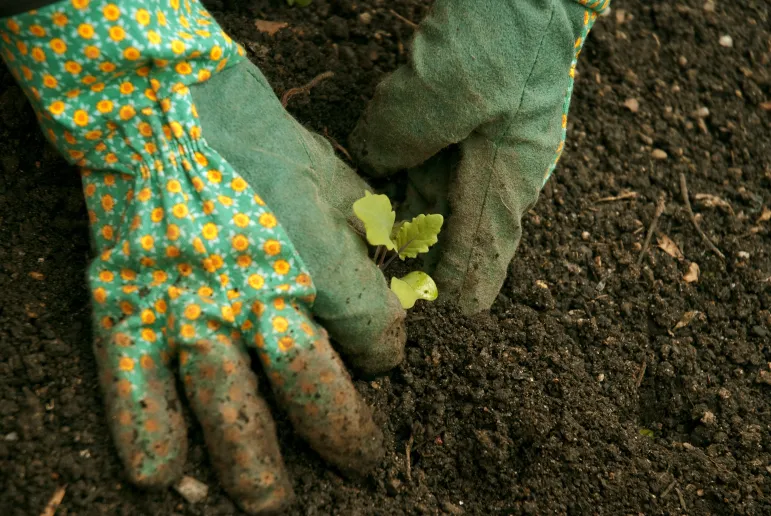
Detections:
[390, 271, 438, 309]
[400, 271, 439, 301]
[353, 191, 396, 250]
[394, 214, 444, 259]
[390, 277, 419, 309]
[639, 428, 654, 438]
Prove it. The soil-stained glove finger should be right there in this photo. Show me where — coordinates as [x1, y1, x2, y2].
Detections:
[93, 326, 186, 487]
[175, 317, 293, 515]
[191, 62, 406, 375]
[246, 300, 383, 475]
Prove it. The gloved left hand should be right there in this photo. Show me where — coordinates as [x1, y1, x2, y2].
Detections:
[0, 1, 404, 513]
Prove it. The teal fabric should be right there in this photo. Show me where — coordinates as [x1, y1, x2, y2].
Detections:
[350, 0, 609, 314]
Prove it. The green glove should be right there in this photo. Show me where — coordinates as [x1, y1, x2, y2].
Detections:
[350, 0, 610, 314]
[0, 1, 402, 514]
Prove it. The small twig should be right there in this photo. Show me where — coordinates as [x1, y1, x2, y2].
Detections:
[636, 358, 647, 388]
[405, 434, 414, 482]
[389, 9, 419, 29]
[380, 238, 417, 271]
[676, 487, 687, 512]
[596, 191, 639, 203]
[637, 194, 667, 266]
[373, 245, 384, 264]
[679, 173, 726, 260]
[661, 480, 677, 499]
[322, 127, 353, 163]
[40, 485, 67, 516]
[281, 71, 335, 107]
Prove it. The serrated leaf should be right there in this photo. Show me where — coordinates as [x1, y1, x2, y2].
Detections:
[390, 271, 438, 309]
[394, 214, 444, 259]
[353, 192, 396, 250]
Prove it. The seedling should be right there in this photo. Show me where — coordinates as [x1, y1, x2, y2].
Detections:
[353, 192, 443, 309]
[286, 0, 312, 6]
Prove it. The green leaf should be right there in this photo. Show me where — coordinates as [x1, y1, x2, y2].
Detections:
[353, 191, 396, 251]
[394, 214, 444, 259]
[390, 271, 438, 309]
[287, 0, 312, 5]
[639, 428, 654, 438]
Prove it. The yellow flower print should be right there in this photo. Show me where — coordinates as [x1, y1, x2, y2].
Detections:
[273, 260, 290, 275]
[83, 45, 99, 59]
[141, 309, 156, 325]
[202, 223, 218, 240]
[84, 183, 96, 197]
[166, 224, 180, 241]
[49, 38, 67, 54]
[141, 329, 156, 343]
[263, 239, 281, 256]
[101, 194, 115, 212]
[152, 270, 168, 284]
[202, 200, 215, 214]
[49, 100, 65, 115]
[172, 203, 188, 218]
[119, 106, 136, 121]
[272, 316, 289, 333]
[166, 179, 182, 193]
[101, 316, 114, 329]
[296, 273, 312, 287]
[93, 287, 107, 303]
[217, 195, 233, 206]
[120, 301, 134, 316]
[184, 304, 201, 320]
[77, 23, 94, 39]
[120, 269, 136, 281]
[197, 69, 211, 83]
[198, 286, 213, 298]
[52, 12, 68, 26]
[248, 274, 265, 290]
[175, 62, 192, 75]
[85, 129, 102, 140]
[138, 122, 152, 137]
[155, 298, 167, 314]
[231, 235, 249, 252]
[29, 24, 46, 37]
[21, 66, 33, 80]
[274, 298, 286, 310]
[207, 169, 222, 183]
[278, 336, 294, 352]
[136, 8, 151, 25]
[231, 177, 247, 192]
[109, 26, 126, 42]
[65, 60, 82, 74]
[72, 0, 90, 9]
[221, 306, 235, 323]
[233, 213, 249, 228]
[236, 255, 251, 268]
[140, 235, 154, 250]
[42, 75, 58, 88]
[103, 4, 120, 21]
[210, 45, 222, 60]
[194, 152, 208, 166]
[259, 213, 277, 229]
[123, 47, 141, 61]
[73, 110, 89, 127]
[147, 30, 161, 45]
[15, 41, 28, 55]
[31, 47, 46, 62]
[136, 187, 152, 202]
[171, 40, 185, 54]
[90, 82, 105, 92]
[253, 194, 266, 206]
[178, 263, 193, 276]
[98, 270, 114, 282]
[157, 10, 167, 26]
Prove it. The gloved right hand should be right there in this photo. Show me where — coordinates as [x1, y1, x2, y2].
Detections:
[350, 0, 610, 314]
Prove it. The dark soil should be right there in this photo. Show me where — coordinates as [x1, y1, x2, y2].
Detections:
[2, 0, 770, 514]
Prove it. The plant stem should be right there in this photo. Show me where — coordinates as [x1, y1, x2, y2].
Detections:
[380, 238, 416, 271]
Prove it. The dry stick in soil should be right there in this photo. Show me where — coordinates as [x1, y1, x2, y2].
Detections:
[281, 71, 335, 107]
[679, 172, 726, 260]
[635, 358, 647, 388]
[405, 433, 414, 483]
[389, 9, 419, 29]
[636, 194, 666, 266]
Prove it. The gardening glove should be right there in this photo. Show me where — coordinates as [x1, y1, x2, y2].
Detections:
[0, 1, 402, 514]
[350, 0, 610, 314]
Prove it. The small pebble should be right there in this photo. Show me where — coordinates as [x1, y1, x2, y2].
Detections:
[623, 98, 640, 112]
[597, 374, 605, 382]
[694, 106, 710, 118]
[174, 476, 209, 504]
[738, 251, 750, 259]
[718, 388, 731, 399]
[651, 149, 668, 160]
[359, 12, 372, 25]
[701, 411, 716, 426]
[703, 0, 715, 12]
[4, 432, 18, 441]
[678, 56, 688, 67]
[581, 231, 590, 241]
[719, 35, 733, 48]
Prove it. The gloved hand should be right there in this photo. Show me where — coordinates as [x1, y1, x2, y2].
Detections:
[0, 1, 404, 513]
[350, 0, 610, 314]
